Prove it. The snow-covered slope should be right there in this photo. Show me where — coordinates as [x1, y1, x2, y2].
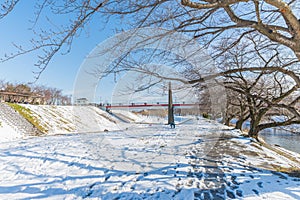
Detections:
[111, 109, 194, 124]
[111, 109, 166, 124]
[0, 120, 21, 142]
[0, 104, 169, 142]
[0, 104, 126, 142]
[20, 105, 121, 134]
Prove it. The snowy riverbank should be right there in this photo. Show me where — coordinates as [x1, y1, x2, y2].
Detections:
[0, 104, 168, 142]
[0, 118, 300, 199]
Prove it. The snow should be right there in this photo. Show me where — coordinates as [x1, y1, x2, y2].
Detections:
[0, 120, 22, 142]
[0, 104, 116, 142]
[110, 109, 195, 125]
[20, 105, 121, 134]
[0, 106, 300, 199]
[110, 109, 166, 124]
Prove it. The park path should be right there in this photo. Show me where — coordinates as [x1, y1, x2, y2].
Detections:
[185, 124, 300, 200]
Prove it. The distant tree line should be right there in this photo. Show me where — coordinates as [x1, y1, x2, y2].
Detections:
[0, 80, 71, 105]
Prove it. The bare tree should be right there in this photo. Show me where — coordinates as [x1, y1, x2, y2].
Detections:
[224, 89, 249, 128]
[0, 79, 7, 90]
[0, 83, 70, 105]
[14, 84, 31, 93]
[1, 0, 300, 77]
[226, 72, 299, 139]
[218, 38, 300, 139]
[1, 1, 300, 139]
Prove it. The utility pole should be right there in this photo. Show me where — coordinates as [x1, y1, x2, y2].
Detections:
[168, 82, 174, 125]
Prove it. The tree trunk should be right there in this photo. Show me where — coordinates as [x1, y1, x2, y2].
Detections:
[295, 51, 300, 61]
[223, 110, 231, 126]
[248, 120, 260, 140]
[248, 128, 259, 140]
[224, 117, 231, 126]
[224, 118, 230, 126]
[235, 119, 244, 130]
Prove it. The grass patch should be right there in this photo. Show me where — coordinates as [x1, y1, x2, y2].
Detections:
[272, 165, 300, 177]
[63, 127, 74, 132]
[59, 118, 70, 124]
[7, 103, 48, 133]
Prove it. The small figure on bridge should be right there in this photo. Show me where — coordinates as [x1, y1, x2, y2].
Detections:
[170, 122, 175, 129]
[105, 107, 111, 113]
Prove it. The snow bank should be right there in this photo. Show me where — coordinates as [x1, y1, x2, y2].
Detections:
[111, 109, 195, 124]
[0, 120, 23, 142]
[111, 109, 166, 124]
[18, 105, 121, 135]
[0, 104, 170, 142]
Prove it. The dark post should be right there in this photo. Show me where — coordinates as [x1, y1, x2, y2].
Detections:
[168, 82, 174, 125]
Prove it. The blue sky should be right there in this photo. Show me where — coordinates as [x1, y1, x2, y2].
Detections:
[0, 1, 117, 102]
[0, 2, 201, 105]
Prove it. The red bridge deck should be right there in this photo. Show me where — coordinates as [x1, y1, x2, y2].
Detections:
[105, 103, 198, 108]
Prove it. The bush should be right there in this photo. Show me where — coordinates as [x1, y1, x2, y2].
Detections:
[202, 112, 210, 119]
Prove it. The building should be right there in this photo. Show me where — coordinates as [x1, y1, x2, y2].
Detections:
[74, 98, 89, 106]
[0, 91, 45, 104]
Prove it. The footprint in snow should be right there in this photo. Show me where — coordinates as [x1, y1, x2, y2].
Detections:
[226, 189, 236, 199]
[104, 175, 111, 181]
[252, 189, 260, 195]
[230, 184, 239, 190]
[236, 189, 243, 197]
[231, 175, 240, 185]
[257, 181, 263, 188]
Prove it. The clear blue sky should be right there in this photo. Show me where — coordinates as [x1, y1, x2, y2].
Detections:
[0, 2, 200, 104]
[0, 1, 117, 102]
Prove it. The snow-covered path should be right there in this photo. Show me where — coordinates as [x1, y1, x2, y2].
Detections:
[0, 119, 300, 199]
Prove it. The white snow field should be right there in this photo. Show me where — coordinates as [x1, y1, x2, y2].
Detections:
[0, 104, 184, 142]
[20, 105, 120, 134]
[0, 120, 23, 142]
[109, 109, 167, 124]
[0, 105, 122, 142]
[0, 117, 300, 199]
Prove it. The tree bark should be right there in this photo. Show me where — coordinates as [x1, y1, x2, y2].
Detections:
[224, 116, 232, 126]
[296, 51, 300, 61]
[248, 127, 259, 140]
[235, 119, 244, 130]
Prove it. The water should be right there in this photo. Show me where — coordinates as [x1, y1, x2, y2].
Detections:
[236, 119, 300, 154]
[260, 129, 300, 154]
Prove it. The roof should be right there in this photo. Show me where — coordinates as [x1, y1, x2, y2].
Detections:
[0, 91, 44, 98]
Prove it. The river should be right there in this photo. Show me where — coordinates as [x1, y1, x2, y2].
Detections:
[236, 120, 300, 154]
[260, 129, 300, 154]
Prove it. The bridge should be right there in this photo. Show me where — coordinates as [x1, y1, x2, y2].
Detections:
[103, 103, 200, 109]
